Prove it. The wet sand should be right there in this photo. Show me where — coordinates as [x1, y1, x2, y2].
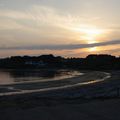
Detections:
[0, 71, 108, 96]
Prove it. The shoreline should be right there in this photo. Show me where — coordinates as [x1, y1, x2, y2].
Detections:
[0, 71, 109, 97]
[0, 69, 83, 85]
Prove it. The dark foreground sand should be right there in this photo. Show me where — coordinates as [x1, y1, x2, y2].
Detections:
[1, 98, 120, 120]
[0, 71, 120, 120]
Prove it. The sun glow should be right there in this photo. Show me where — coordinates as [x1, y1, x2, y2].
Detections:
[89, 47, 98, 52]
[81, 28, 103, 44]
[75, 26, 104, 44]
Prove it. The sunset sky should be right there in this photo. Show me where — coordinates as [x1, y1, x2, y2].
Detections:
[0, 0, 120, 57]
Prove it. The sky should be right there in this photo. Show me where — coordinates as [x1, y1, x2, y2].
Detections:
[0, 0, 120, 58]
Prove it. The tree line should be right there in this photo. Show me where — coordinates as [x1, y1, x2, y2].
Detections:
[0, 54, 119, 70]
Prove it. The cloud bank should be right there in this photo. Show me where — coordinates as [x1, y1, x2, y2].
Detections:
[0, 40, 119, 50]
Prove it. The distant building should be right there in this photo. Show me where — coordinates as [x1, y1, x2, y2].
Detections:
[25, 61, 46, 67]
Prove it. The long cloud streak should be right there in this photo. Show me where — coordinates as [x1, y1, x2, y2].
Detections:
[0, 40, 120, 50]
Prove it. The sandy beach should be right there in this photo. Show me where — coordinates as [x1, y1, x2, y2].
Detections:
[0, 71, 120, 120]
[1, 98, 120, 120]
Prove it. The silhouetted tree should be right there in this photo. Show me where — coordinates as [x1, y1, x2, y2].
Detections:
[0, 54, 119, 70]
